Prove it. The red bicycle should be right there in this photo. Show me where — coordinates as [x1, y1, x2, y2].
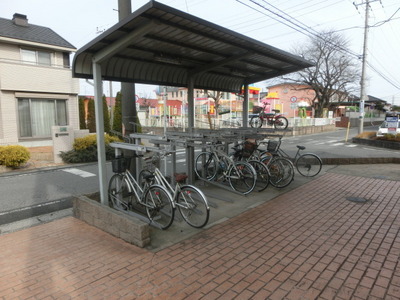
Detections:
[249, 102, 288, 129]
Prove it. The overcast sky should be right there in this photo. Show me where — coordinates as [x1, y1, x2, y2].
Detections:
[1, 0, 399, 104]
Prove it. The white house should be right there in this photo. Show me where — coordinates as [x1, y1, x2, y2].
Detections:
[0, 13, 79, 145]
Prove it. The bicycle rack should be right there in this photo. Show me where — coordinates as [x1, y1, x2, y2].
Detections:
[110, 129, 284, 195]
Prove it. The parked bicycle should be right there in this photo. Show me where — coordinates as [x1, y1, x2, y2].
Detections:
[108, 155, 175, 230]
[195, 143, 257, 195]
[232, 138, 294, 189]
[260, 137, 323, 177]
[230, 139, 270, 192]
[139, 154, 210, 228]
[249, 102, 289, 129]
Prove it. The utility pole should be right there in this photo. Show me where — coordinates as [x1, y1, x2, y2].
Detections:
[354, 0, 379, 133]
[118, 0, 137, 135]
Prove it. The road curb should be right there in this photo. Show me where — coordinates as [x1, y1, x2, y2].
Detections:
[322, 157, 400, 165]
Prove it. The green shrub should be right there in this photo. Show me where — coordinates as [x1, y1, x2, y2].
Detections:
[0, 145, 30, 168]
[376, 133, 400, 142]
[73, 134, 120, 151]
[59, 145, 116, 163]
[60, 134, 121, 164]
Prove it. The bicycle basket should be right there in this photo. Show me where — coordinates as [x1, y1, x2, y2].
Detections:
[267, 140, 279, 152]
[252, 106, 263, 113]
[111, 157, 131, 173]
[242, 139, 258, 157]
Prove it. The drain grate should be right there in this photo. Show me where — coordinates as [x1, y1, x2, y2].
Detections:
[346, 196, 369, 203]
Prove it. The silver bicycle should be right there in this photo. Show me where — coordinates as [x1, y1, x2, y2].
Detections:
[195, 143, 257, 195]
[108, 156, 175, 230]
[139, 155, 210, 228]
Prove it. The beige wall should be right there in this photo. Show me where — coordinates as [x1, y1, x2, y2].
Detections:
[0, 61, 78, 94]
[0, 41, 79, 145]
[0, 91, 18, 144]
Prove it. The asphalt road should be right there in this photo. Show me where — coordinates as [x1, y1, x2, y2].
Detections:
[0, 163, 112, 225]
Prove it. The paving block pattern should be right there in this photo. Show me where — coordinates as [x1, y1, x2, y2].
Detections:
[1, 173, 400, 299]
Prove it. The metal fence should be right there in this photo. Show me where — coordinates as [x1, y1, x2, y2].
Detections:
[139, 115, 340, 130]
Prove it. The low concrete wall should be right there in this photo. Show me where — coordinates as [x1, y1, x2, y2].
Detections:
[142, 124, 337, 137]
[290, 124, 336, 136]
[73, 195, 150, 248]
[352, 138, 400, 150]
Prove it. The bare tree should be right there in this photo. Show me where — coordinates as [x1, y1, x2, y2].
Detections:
[206, 90, 223, 116]
[285, 31, 361, 117]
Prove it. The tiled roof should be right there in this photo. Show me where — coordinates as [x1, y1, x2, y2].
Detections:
[0, 17, 76, 50]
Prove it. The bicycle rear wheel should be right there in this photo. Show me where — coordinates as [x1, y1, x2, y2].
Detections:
[296, 153, 322, 177]
[248, 160, 270, 192]
[228, 161, 256, 195]
[266, 157, 294, 188]
[177, 185, 210, 228]
[108, 174, 131, 210]
[144, 184, 175, 230]
[249, 116, 263, 128]
[274, 116, 288, 130]
[195, 152, 218, 180]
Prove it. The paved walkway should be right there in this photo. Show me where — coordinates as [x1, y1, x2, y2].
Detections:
[1, 169, 400, 299]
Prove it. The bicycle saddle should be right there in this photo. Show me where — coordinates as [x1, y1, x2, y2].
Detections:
[297, 145, 306, 150]
[174, 173, 188, 183]
[143, 172, 155, 180]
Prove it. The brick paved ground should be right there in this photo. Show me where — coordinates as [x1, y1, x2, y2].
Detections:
[1, 172, 400, 299]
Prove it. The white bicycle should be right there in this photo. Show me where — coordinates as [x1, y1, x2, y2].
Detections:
[139, 155, 210, 228]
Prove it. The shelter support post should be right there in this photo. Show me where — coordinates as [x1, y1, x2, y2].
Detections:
[242, 84, 249, 128]
[170, 143, 177, 187]
[186, 77, 195, 183]
[93, 62, 108, 205]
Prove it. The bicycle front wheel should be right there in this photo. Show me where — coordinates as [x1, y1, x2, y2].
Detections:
[267, 157, 294, 188]
[195, 152, 218, 180]
[249, 116, 263, 128]
[228, 161, 256, 195]
[108, 174, 131, 210]
[274, 116, 288, 130]
[296, 154, 322, 177]
[177, 185, 210, 228]
[144, 184, 175, 230]
[248, 160, 270, 192]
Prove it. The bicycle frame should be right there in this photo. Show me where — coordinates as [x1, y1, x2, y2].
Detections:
[153, 167, 179, 201]
[111, 169, 163, 212]
[260, 137, 320, 168]
[257, 103, 283, 125]
[141, 158, 210, 228]
[213, 147, 243, 180]
[121, 170, 146, 205]
[275, 147, 301, 162]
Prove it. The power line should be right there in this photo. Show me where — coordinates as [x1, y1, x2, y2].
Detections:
[236, 0, 361, 58]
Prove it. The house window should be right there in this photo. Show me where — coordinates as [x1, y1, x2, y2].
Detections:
[18, 98, 67, 138]
[21, 49, 52, 66]
[63, 52, 70, 68]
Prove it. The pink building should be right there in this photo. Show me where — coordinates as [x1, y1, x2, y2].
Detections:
[261, 83, 316, 117]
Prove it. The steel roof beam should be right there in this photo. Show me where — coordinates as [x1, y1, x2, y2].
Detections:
[142, 14, 309, 66]
[92, 20, 156, 63]
[191, 52, 253, 76]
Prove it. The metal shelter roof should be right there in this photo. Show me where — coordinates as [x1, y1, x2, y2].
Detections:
[72, 0, 312, 93]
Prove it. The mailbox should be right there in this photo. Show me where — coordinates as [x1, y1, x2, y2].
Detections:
[52, 126, 74, 163]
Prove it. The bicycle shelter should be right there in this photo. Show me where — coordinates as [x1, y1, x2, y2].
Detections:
[72, 0, 313, 205]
